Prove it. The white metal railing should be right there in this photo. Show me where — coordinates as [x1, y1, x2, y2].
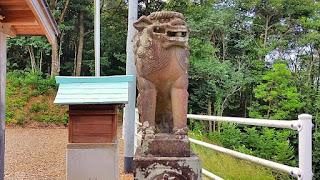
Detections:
[123, 108, 141, 153]
[187, 114, 313, 180]
[131, 113, 313, 180]
[134, 108, 142, 154]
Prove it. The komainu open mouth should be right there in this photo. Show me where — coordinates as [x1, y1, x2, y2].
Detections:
[153, 26, 188, 38]
[167, 31, 187, 38]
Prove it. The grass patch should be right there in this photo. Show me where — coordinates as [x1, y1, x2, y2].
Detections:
[189, 131, 276, 180]
[5, 70, 68, 126]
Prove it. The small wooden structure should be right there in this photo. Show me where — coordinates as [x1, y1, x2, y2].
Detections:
[0, 1, 58, 179]
[54, 75, 133, 180]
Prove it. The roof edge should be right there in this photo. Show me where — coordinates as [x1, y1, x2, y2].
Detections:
[55, 75, 134, 84]
[40, 0, 59, 36]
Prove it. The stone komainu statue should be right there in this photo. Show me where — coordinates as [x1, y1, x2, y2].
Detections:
[133, 11, 190, 139]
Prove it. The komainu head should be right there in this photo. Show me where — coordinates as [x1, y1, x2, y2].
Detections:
[133, 11, 190, 77]
[133, 11, 190, 50]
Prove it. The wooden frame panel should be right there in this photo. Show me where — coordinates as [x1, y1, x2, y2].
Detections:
[68, 105, 119, 143]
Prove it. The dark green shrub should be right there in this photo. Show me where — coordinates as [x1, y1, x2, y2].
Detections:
[17, 116, 24, 125]
[21, 86, 30, 94]
[61, 114, 69, 125]
[30, 103, 41, 113]
[210, 124, 297, 167]
[314, 132, 320, 179]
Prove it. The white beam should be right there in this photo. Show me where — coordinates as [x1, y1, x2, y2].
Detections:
[202, 169, 224, 180]
[94, 0, 100, 77]
[0, 32, 7, 180]
[124, 0, 138, 173]
[187, 114, 300, 130]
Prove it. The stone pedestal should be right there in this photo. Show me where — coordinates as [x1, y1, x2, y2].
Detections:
[134, 148, 201, 180]
[67, 143, 119, 180]
[141, 134, 190, 157]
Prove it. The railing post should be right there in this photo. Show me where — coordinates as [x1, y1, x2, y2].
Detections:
[134, 108, 138, 153]
[298, 114, 313, 180]
[122, 107, 125, 139]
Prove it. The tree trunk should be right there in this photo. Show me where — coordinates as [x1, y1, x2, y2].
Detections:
[39, 51, 43, 72]
[244, 87, 248, 118]
[216, 98, 222, 133]
[208, 99, 212, 132]
[264, 16, 269, 48]
[262, 15, 270, 61]
[316, 51, 320, 93]
[213, 104, 216, 132]
[49, 0, 56, 10]
[58, 34, 63, 74]
[267, 100, 272, 119]
[28, 45, 36, 73]
[316, 110, 318, 133]
[50, 36, 59, 77]
[58, 0, 70, 25]
[48, 0, 58, 77]
[308, 47, 314, 85]
[76, 10, 84, 76]
[73, 43, 77, 76]
[222, 32, 226, 62]
[50, 0, 70, 77]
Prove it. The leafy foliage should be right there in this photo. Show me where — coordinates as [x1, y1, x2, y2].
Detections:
[249, 62, 305, 120]
[5, 0, 320, 178]
[6, 70, 67, 125]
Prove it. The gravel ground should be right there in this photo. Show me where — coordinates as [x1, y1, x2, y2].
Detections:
[4, 125, 133, 180]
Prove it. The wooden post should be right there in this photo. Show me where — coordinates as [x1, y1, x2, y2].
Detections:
[124, 0, 138, 173]
[0, 32, 7, 180]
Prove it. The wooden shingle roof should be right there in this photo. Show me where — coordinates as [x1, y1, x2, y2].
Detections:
[54, 76, 134, 105]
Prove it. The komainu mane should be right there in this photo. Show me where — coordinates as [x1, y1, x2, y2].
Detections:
[133, 11, 190, 139]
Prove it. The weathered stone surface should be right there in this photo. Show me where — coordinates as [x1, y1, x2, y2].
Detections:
[134, 148, 201, 180]
[133, 11, 202, 180]
[141, 133, 190, 157]
[133, 11, 190, 137]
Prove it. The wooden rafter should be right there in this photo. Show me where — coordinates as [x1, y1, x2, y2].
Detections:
[0, 8, 4, 21]
[0, 0, 58, 44]
[13, 25, 41, 35]
[0, 23, 16, 37]
[0, 5, 30, 11]
[1, 10, 38, 25]
[0, 1, 27, 6]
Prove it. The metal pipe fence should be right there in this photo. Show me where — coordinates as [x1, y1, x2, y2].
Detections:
[187, 114, 313, 180]
[131, 113, 313, 180]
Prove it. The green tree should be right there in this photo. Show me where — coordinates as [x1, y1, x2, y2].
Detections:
[249, 62, 305, 120]
[7, 36, 51, 73]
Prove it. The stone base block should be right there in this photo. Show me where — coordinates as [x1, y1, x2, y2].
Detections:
[141, 133, 190, 157]
[134, 148, 201, 180]
[67, 143, 118, 180]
